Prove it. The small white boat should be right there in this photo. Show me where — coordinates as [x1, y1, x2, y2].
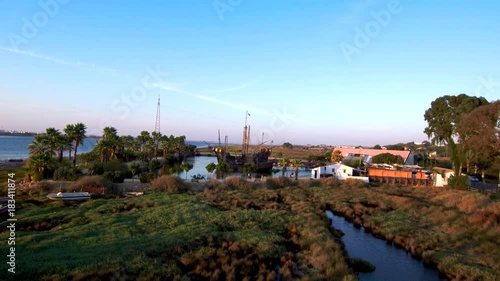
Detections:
[46, 192, 91, 201]
[125, 192, 144, 197]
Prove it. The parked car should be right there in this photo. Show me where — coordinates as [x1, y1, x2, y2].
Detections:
[469, 176, 480, 182]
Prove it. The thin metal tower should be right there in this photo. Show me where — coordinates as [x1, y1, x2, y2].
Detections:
[154, 95, 161, 134]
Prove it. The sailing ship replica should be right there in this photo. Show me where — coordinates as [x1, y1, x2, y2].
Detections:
[211, 111, 276, 173]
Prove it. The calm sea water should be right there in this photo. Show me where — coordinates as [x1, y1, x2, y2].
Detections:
[0, 135, 211, 160]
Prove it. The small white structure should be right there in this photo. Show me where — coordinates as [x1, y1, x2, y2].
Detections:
[433, 168, 454, 187]
[311, 163, 369, 183]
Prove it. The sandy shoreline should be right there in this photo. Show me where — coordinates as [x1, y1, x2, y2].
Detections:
[0, 159, 27, 170]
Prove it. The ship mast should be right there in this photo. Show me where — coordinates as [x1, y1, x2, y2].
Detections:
[242, 110, 250, 158]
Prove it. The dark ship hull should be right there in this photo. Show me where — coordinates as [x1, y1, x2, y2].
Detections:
[213, 147, 276, 173]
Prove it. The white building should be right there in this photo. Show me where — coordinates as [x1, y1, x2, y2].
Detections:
[311, 163, 369, 183]
[433, 168, 454, 187]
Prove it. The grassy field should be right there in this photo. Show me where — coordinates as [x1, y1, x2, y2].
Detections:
[1, 176, 498, 280]
[0, 178, 357, 281]
[0, 166, 28, 195]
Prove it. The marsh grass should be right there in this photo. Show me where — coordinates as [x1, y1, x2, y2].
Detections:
[2, 173, 498, 280]
[3, 189, 349, 280]
[307, 182, 500, 280]
[150, 175, 187, 193]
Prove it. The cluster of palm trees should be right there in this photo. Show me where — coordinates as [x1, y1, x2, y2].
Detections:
[276, 158, 303, 180]
[26, 123, 194, 180]
[27, 123, 87, 178]
[91, 127, 192, 163]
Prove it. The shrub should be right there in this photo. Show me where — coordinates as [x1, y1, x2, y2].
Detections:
[139, 172, 157, 183]
[72, 176, 113, 194]
[343, 178, 367, 188]
[88, 162, 104, 175]
[102, 160, 128, 173]
[53, 166, 82, 181]
[265, 177, 294, 189]
[102, 171, 126, 183]
[150, 175, 187, 193]
[447, 175, 469, 190]
[220, 176, 251, 190]
[320, 177, 342, 188]
[32, 172, 44, 182]
[204, 179, 220, 190]
[33, 180, 52, 192]
[148, 159, 161, 173]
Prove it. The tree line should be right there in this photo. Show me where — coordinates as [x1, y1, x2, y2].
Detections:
[26, 123, 195, 181]
[424, 94, 499, 180]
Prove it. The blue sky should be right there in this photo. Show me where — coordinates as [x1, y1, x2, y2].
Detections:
[0, 0, 498, 146]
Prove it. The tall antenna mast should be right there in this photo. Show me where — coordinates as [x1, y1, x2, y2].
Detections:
[155, 95, 161, 134]
[242, 110, 250, 158]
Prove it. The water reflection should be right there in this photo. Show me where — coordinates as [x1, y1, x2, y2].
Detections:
[326, 211, 446, 281]
[179, 156, 312, 180]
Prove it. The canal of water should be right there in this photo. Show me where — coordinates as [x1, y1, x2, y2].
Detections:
[326, 211, 447, 281]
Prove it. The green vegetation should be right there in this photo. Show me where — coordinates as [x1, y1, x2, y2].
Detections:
[2, 177, 498, 280]
[22, 124, 196, 186]
[424, 94, 497, 178]
[372, 153, 404, 165]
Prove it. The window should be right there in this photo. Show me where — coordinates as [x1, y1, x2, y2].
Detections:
[343, 169, 346, 173]
[332, 168, 335, 173]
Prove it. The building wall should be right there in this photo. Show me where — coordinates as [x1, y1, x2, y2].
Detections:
[311, 164, 369, 183]
[434, 172, 454, 187]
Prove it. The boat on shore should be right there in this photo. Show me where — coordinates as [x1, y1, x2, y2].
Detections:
[46, 192, 91, 201]
[125, 192, 144, 197]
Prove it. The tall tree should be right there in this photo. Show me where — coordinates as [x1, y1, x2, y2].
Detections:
[27, 134, 54, 179]
[457, 100, 500, 180]
[65, 123, 87, 166]
[96, 126, 119, 163]
[424, 94, 489, 174]
[44, 127, 61, 159]
[278, 157, 290, 177]
[290, 159, 303, 180]
[64, 124, 75, 160]
[181, 162, 194, 180]
[330, 150, 343, 163]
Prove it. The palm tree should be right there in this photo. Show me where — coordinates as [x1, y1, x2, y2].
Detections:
[152, 131, 163, 157]
[242, 163, 257, 178]
[64, 124, 75, 160]
[136, 131, 152, 160]
[95, 126, 119, 163]
[181, 162, 194, 180]
[120, 135, 135, 162]
[44, 127, 61, 159]
[290, 159, 303, 180]
[128, 162, 140, 181]
[65, 123, 87, 166]
[103, 126, 119, 160]
[28, 153, 53, 179]
[278, 158, 290, 177]
[27, 134, 51, 157]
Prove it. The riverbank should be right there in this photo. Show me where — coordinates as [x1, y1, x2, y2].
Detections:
[0, 159, 27, 170]
[1, 177, 498, 280]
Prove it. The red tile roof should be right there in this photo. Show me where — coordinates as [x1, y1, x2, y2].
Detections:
[333, 147, 411, 162]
